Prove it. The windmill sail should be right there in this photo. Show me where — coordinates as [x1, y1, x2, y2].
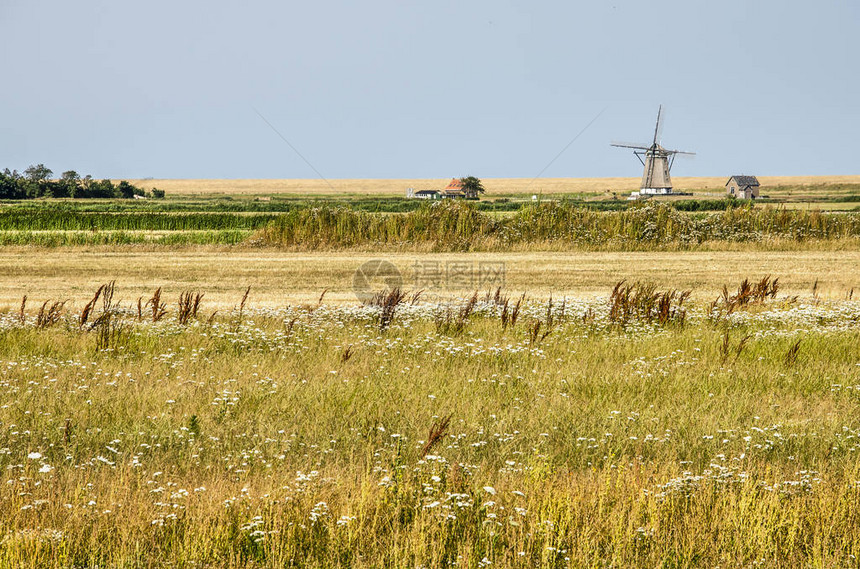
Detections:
[652, 105, 663, 145]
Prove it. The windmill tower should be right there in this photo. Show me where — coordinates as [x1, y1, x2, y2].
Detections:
[612, 106, 695, 195]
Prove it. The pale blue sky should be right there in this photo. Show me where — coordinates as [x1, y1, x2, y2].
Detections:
[1, 0, 857, 179]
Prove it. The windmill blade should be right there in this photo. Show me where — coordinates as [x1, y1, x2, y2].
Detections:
[665, 149, 696, 156]
[652, 105, 663, 145]
[611, 141, 650, 150]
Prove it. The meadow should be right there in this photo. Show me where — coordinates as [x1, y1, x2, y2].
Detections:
[1, 276, 859, 567]
[2, 177, 860, 566]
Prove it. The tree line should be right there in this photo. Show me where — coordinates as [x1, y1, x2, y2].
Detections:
[0, 164, 164, 199]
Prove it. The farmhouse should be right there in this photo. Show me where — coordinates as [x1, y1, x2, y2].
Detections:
[726, 175, 760, 199]
[441, 178, 479, 199]
[441, 178, 466, 199]
[408, 178, 481, 200]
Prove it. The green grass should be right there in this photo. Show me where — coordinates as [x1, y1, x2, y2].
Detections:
[2, 200, 858, 250]
[0, 210, 276, 231]
[0, 284, 858, 566]
[0, 229, 251, 246]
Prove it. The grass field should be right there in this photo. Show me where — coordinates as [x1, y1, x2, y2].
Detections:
[2, 200, 859, 250]
[2, 178, 860, 566]
[1, 273, 859, 566]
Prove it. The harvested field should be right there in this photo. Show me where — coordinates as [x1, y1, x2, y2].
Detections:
[0, 249, 857, 309]
[127, 175, 860, 198]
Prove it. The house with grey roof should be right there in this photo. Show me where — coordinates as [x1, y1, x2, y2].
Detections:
[726, 175, 760, 199]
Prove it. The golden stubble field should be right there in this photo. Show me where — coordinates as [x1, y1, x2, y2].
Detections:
[3, 247, 860, 566]
[127, 175, 860, 198]
[1, 248, 857, 309]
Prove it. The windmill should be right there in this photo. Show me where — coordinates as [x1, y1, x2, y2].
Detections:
[612, 106, 695, 195]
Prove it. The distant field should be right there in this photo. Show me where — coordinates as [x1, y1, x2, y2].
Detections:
[128, 176, 860, 198]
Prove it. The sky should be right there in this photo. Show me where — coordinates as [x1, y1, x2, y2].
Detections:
[1, 0, 858, 180]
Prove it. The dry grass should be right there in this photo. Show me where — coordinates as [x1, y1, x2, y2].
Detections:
[126, 175, 860, 197]
[0, 281, 859, 566]
[608, 280, 690, 327]
[0, 249, 858, 309]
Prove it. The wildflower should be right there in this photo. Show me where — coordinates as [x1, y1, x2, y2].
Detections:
[482, 486, 496, 496]
[309, 501, 329, 523]
[27, 452, 42, 460]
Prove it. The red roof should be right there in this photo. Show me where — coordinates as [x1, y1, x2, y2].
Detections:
[445, 178, 464, 190]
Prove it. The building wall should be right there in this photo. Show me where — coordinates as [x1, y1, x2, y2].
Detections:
[727, 180, 737, 196]
[727, 178, 760, 199]
[641, 155, 672, 190]
[738, 186, 760, 199]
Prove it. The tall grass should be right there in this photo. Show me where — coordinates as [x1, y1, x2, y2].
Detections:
[4, 201, 859, 250]
[258, 201, 860, 250]
[0, 282, 858, 566]
[257, 201, 494, 248]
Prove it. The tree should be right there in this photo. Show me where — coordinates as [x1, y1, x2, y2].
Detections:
[24, 164, 53, 183]
[459, 176, 485, 199]
[87, 179, 116, 199]
[0, 170, 24, 199]
[60, 170, 81, 198]
[19, 164, 53, 198]
[115, 180, 137, 199]
[60, 170, 80, 185]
